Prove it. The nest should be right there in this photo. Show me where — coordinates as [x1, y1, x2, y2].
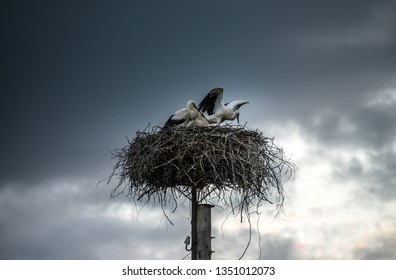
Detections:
[109, 125, 295, 215]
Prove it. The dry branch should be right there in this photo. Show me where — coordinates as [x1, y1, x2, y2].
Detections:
[109, 125, 295, 215]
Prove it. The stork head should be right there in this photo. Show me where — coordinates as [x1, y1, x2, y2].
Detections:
[187, 100, 197, 110]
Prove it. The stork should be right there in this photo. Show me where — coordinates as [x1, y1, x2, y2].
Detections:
[198, 87, 249, 125]
[163, 100, 209, 128]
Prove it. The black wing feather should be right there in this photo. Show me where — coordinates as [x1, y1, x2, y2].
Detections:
[198, 88, 222, 115]
[164, 114, 185, 128]
[198, 94, 211, 112]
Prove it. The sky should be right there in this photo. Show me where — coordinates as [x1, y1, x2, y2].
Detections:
[1, 0, 396, 260]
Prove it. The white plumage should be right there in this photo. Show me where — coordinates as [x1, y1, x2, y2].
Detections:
[164, 100, 209, 128]
[198, 87, 249, 125]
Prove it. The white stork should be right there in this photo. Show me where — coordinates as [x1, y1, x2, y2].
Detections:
[198, 87, 249, 125]
[164, 100, 209, 128]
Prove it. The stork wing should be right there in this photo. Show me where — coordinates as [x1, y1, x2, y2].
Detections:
[224, 100, 249, 111]
[164, 108, 189, 128]
[198, 87, 224, 115]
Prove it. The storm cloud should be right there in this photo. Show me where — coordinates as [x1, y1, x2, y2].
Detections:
[1, 0, 396, 259]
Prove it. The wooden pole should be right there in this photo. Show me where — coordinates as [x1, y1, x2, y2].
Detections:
[191, 187, 214, 260]
[191, 185, 197, 260]
[196, 204, 214, 260]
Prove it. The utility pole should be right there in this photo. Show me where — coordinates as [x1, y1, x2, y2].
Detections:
[191, 185, 214, 260]
[196, 204, 214, 260]
[191, 185, 198, 260]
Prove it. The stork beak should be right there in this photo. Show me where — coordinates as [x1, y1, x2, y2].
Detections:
[236, 114, 240, 124]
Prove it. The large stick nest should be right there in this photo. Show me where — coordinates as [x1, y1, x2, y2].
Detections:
[109, 125, 295, 214]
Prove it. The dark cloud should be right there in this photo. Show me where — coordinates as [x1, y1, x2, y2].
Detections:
[1, 0, 396, 259]
[3, 0, 395, 169]
[310, 91, 396, 200]
[353, 228, 396, 259]
[305, 92, 396, 150]
[0, 180, 190, 259]
[365, 149, 396, 200]
[211, 208, 297, 260]
[352, 99, 395, 146]
[258, 235, 296, 260]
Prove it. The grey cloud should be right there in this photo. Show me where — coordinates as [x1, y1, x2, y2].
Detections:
[306, 97, 396, 150]
[358, 248, 396, 260]
[353, 229, 396, 259]
[365, 149, 396, 200]
[308, 90, 396, 200]
[333, 157, 365, 182]
[2, 0, 396, 260]
[3, 0, 396, 190]
[332, 146, 396, 201]
[258, 234, 296, 260]
[0, 180, 190, 259]
[211, 212, 297, 260]
[299, 1, 396, 51]
[353, 101, 396, 149]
